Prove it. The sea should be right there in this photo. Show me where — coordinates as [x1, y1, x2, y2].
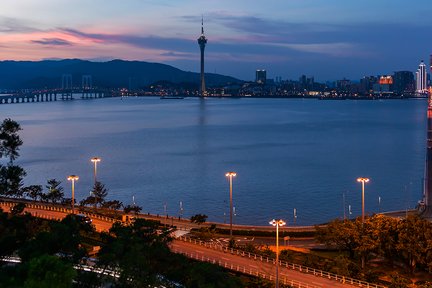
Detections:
[0, 96, 426, 226]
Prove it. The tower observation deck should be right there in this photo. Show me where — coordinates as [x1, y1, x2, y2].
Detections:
[197, 17, 207, 97]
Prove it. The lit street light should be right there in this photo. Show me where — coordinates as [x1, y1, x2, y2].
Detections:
[91, 157, 101, 184]
[225, 172, 236, 238]
[357, 177, 370, 223]
[67, 175, 79, 214]
[270, 219, 286, 288]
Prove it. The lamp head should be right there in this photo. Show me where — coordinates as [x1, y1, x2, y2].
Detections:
[67, 175, 79, 181]
[269, 219, 286, 227]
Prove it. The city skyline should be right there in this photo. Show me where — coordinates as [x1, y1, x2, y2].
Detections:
[0, 0, 431, 81]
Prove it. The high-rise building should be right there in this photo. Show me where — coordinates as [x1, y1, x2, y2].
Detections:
[197, 17, 207, 97]
[393, 71, 414, 94]
[416, 60, 427, 93]
[256, 69, 266, 84]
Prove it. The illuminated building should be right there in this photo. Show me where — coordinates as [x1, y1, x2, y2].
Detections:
[416, 60, 427, 94]
[256, 70, 266, 84]
[197, 17, 207, 97]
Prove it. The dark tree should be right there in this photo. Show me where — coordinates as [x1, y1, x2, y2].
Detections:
[102, 200, 123, 210]
[91, 181, 108, 208]
[0, 118, 23, 164]
[0, 164, 26, 197]
[24, 254, 76, 288]
[10, 202, 26, 215]
[45, 179, 64, 203]
[23, 185, 43, 201]
[190, 214, 208, 225]
[124, 204, 142, 214]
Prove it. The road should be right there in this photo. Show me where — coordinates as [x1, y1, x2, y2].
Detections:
[171, 240, 357, 288]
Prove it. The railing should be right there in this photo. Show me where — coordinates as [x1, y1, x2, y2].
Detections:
[172, 248, 321, 288]
[176, 236, 387, 288]
[0, 201, 118, 229]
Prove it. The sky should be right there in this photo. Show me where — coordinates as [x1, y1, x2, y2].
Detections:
[1, 0, 432, 81]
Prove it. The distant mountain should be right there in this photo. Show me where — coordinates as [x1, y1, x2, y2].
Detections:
[0, 59, 241, 89]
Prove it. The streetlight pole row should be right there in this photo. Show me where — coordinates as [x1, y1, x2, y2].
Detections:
[67, 157, 102, 214]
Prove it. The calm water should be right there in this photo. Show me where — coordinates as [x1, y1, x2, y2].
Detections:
[0, 97, 427, 225]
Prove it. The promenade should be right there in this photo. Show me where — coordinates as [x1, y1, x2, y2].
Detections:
[0, 198, 389, 288]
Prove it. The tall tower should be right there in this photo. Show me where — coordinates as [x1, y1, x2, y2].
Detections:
[197, 17, 207, 97]
[416, 60, 427, 94]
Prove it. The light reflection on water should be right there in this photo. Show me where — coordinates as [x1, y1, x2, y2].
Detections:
[0, 97, 426, 225]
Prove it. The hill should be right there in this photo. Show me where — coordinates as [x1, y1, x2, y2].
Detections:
[0, 59, 241, 89]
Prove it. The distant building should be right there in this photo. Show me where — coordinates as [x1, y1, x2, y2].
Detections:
[256, 70, 266, 84]
[416, 60, 427, 93]
[360, 76, 378, 94]
[393, 71, 414, 94]
[373, 75, 393, 93]
[336, 79, 351, 90]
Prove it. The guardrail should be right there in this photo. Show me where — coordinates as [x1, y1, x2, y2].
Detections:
[177, 236, 387, 288]
[172, 248, 321, 288]
[0, 201, 118, 227]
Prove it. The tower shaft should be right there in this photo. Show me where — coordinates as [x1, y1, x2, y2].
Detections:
[197, 18, 207, 97]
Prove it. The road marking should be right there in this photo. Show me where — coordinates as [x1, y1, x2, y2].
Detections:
[221, 257, 230, 261]
[248, 264, 258, 268]
[195, 250, 204, 254]
[312, 282, 323, 286]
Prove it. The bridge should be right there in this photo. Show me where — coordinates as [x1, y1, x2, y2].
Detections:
[0, 89, 111, 105]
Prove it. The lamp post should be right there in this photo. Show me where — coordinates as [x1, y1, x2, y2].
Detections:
[225, 172, 236, 238]
[90, 157, 101, 184]
[270, 219, 286, 288]
[357, 177, 370, 223]
[67, 175, 79, 214]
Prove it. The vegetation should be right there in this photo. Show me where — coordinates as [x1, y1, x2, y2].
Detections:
[315, 214, 432, 283]
[0, 208, 246, 287]
[190, 213, 208, 224]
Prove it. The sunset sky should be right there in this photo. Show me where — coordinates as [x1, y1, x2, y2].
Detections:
[1, 0, 431, 81]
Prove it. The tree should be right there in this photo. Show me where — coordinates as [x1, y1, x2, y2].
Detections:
[396, 214, 432, 273]
[91, 181, 108, 208]
[315, 219, 359, 259]
[97, 219, 171, 287]
[23, 185, 43, 201]
[124, 204, 142, 214]
[102, 200, 123, 210]
[0, 118, 23, 164]
[45, 179, 64, 203]
[23, 254, 76, 288]
[190, 214, 208, 225]
[0, 164, 26, 197]
[10, 202, 26, 215]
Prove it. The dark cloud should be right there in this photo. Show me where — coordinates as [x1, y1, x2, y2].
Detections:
[31, 38, 73, 46]
[59, 28, 195, 52]
[0, 16, 39, 33]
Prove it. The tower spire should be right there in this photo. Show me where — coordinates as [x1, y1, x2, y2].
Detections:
[201, 15, 204, 35]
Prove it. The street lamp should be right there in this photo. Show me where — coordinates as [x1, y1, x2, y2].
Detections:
[225, 172, 236, 238]
[270, 219, 286, 288]
[90, 157, 101, 184]
[67, 175, 79, 214]
[357, 177, 370, 223]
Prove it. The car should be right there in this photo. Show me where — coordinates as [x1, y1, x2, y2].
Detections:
[76, 214, 92, 224]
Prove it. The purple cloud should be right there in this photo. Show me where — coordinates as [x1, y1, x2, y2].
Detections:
[31, 38, 73, 46]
